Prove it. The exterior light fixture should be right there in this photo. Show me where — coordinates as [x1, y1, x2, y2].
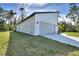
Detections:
[36, 22, 38, 24]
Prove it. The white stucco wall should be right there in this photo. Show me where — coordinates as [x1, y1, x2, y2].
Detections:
[35, 13, 58, 25]
[35, 13, 58, 35]
[16, 15, 35, 35]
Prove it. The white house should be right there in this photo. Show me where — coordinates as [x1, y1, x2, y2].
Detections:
[16, 11, 59, 35]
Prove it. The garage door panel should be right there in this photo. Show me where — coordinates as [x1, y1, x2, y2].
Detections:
[39, 22, 55, 35]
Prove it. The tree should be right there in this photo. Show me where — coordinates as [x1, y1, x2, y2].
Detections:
[0, 7, 4, 31]
[19, 7, 25, 21]
[6, 10, 17, 30]
[0, 7, 16, 31]
[7, 10, 15, 20]
[0, 7, 4, 13]
[0, 20, 7, 31]
[66, 3, 79, 32]
[66, 3, 79, 25]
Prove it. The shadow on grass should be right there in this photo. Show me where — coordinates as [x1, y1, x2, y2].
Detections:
[6, 32, 79, 56]
[5, 31, 14, 56]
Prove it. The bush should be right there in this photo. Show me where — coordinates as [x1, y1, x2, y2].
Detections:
[58, 22, 65, 33]
[0, 21, 14, 32]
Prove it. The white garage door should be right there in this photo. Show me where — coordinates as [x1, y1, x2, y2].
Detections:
[39, 22, 55, 35]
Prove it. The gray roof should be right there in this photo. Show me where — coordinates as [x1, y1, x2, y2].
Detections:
[18, 11, 59, 24]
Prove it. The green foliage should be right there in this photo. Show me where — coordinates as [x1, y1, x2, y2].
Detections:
[66, 3, 79, 24]
[0, 20, 14, 32]
[0, 20, 5, 31]
[8, 24, 14, 31]
[0, 7, 4, 13]
[0, 7, 16, 32]
[7, 10, 15, 19]
[58, 21, 77, 33]
[65, 23, 76, 32]
[75, 24, 79, 32]
[58, 22, 66, 33]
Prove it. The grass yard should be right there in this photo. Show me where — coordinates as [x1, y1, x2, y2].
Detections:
[0, 32, 79, 56]
[0, 31, 10, 56]
[63, 32, 79, 38]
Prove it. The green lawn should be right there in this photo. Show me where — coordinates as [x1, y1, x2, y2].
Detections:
[0, 32, 79, 56]
[0, 31, 10, 56]
[63, 32, 79, 38]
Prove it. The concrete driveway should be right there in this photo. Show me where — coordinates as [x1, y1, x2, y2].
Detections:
[42, 34, 79, 48]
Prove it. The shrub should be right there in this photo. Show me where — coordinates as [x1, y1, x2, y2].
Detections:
[0, 20, 14, 32]
[58, 22, 65, 33]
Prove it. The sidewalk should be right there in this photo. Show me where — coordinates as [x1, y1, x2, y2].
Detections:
[42, 34, 79, 48]
[61, 33, 79, 42]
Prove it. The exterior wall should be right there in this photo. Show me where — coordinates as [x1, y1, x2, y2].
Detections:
[16, 16, 35, 35]
[16, 12, 58, 35]
[35, 13, 58, 35]
[35, 13, 58, 25]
